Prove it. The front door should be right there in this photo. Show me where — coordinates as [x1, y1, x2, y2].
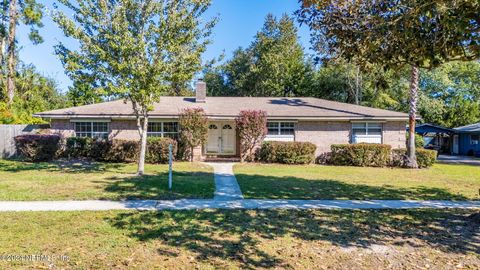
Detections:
[453, 135, 459, 155]
[206, 122, 235, 155]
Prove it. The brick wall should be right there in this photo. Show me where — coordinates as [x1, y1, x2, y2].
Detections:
[295, 120, 406, 156]
[50, 119, 75, 137]
[382, 121, 407, 149]
[295, 121, 351, 155]
[110, 120, 139, 140]
[50, 119, 406, 159]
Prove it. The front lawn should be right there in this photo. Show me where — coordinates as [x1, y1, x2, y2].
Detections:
[234, 163, 480, 200]
[0, 209, 478, 269]
[0, 160, 214, 200]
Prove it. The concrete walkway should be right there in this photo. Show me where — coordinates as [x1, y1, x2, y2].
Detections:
[0, 162, 479, 211]
[206, 162, 244, 200]
[0, 199, 479, 212]
[438, 155, 480, 166]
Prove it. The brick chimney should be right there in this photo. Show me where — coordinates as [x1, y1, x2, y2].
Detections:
[195, 79, 206, 103]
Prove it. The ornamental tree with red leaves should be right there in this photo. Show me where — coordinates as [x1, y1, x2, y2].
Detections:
[179, 108, 208, 162]
[235, 110, 267, 162]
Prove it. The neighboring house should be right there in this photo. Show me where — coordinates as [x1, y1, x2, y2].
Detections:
[454, 123, 480, 156]
[34, 81, 408, 160]
[415, 122, 480, 156]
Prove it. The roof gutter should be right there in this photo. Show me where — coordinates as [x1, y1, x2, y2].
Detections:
[34, 113, 409, 121]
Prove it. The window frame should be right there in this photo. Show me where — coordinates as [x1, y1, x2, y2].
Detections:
[265, 121, 295, 141]
[266, 121, 295, 136]
[74, 121, 110, 139]
[471, 134, 479, 145]
[351, 122, 383, 144]
[147, 121, 179, 139]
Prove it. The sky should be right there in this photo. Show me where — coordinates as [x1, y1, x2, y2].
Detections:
[17, 0, 313, 93]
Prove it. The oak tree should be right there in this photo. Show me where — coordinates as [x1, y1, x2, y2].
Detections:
[297, 0, 479, 167]
[54, 0, 215, 175]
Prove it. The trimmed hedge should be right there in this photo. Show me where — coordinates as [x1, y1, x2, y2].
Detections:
[106, 140, 139, 162]
[63, 137, 132, 161]
[65, 137, 94, 158]
[14, 134, 61, 161]
[62, 137, 177, 163]
[330, 143, 392, 167]
[391, 148, 437, 168]
[258, 141, 316, 164]
[145, 137, 177, 164]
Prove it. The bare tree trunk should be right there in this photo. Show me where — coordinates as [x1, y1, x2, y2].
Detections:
[6, 0, 17, 105]
[0, 36, 5, 67]
[347, 64, 362, 105]
[406, 65, 419, 168]
[354, 65, 362, 105]
[190, 146, 194, 162]
[137, 114, 148, 176]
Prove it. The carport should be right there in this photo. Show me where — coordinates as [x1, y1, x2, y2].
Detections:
[415, 124, 457, 154]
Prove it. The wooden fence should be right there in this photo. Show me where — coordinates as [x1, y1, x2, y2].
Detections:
[0, 124, 44, 158]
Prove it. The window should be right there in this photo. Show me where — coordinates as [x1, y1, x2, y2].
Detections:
[74, 122, 109, 139]
[147, 122, 179, 139]
[267, 122, 279, 135]
[471, 135, 479, 145]
[265, 122, 295, 142]
[352, 122, 382, 144]
[267, 122, 295, 136]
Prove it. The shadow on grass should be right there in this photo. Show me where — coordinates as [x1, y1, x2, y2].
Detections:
[1, 159, 124, 173]
[102, 171, 215, 200]
[236, 174, 470, 200]
[107, 209, 479, 269]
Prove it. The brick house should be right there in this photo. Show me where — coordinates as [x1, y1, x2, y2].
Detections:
[34, 81, 408, 160]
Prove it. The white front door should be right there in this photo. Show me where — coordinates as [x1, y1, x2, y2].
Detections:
[453, 135, 459, 155]
[221, 123, 235, 154]
[207, 124, 221, 153]
[206, 122, 235, 155]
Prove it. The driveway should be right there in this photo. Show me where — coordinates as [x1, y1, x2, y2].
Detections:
[438, 155, 480, 165]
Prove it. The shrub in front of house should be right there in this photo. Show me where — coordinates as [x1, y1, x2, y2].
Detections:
[65, 137, 94, 158]
[407, 133, 425, 148]
[179, 108, 208, 162]
[64, 137, 112, 161]
[391, 148, 437, 168]
[14, 134, 61, 161]
[145, 137, 177, 163]
[62, 138, 137, 162]
[62, 137, 177, 163]
[236, 110, 268, 162]
[102, 140, 139, 162]
[258, 141, 317, 164]
[330, 143, 392, 167]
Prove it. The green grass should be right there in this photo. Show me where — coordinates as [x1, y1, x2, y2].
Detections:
[0, 209, 478, 269]
[234, 163, 480, 200]
[0, 159, 214, 200]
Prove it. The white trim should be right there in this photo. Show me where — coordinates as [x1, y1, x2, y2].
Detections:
[351, 122, 383, 144]
[74, 121, 110, 138]
[265, 135, 295, 142]
[70, 119, 111, 122]
[147, 121, 179, 138]
[266, 120, 299, 123]
[205, 121, 236, 155]
[267, 121, 296, 137]
[36, 114, 409, 121]
[350, 120, 387, 123]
